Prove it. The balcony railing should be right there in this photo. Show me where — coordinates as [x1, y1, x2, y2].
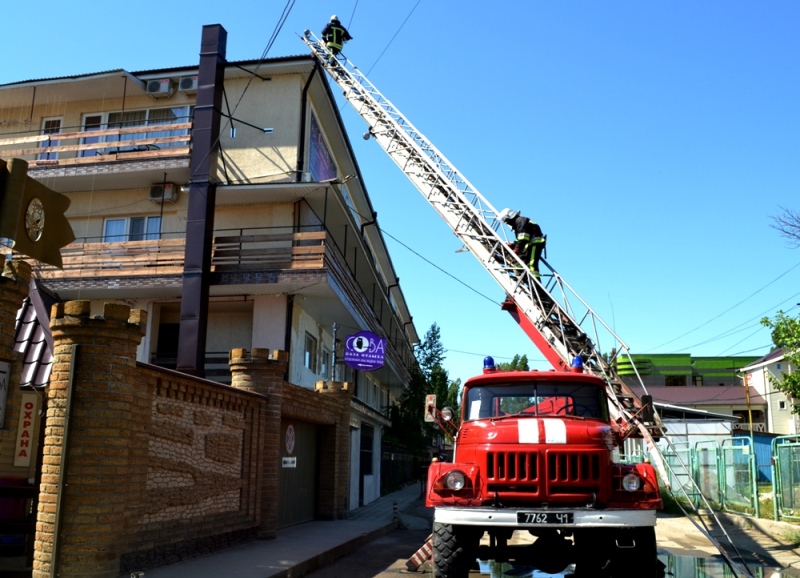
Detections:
[30, 230, 326, 280]
[0, 122, 191, 167]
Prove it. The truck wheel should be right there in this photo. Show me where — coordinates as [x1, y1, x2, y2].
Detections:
[432, 522, 478, 578]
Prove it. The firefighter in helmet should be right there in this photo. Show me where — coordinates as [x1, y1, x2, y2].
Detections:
[499, 208, 546, 279]
[321, 15, 353, 56]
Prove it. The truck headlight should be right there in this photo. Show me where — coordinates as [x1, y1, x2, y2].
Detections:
[445, 470, 466, 491]
[622, 473, 642, 491]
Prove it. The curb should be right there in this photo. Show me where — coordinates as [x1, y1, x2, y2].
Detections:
[270, 521, 398, 578]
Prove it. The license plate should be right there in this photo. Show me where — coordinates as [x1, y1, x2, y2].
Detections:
[516, 511, 574, 525]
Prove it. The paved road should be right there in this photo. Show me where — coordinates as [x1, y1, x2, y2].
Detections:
[306, 504, 800, 578]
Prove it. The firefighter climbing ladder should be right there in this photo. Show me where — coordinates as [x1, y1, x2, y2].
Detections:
[302, 32, 756, 577]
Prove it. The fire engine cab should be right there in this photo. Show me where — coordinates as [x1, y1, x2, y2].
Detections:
[425, 358, 662, 576]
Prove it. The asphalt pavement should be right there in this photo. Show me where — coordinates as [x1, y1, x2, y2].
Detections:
[139, 482, 800, 578]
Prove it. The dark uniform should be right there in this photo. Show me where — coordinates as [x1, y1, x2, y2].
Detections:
[321, 16, 352, 56]
[506, 215, 546, 278]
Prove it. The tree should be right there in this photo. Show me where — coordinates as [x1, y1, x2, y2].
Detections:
[498, 354, 530, 371]
[770, 206, 800, 248]
[760, 311, 800, 412]
[385, 323, 461, 452]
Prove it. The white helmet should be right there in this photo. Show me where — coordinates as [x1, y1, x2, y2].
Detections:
[498, 208, 519, 223]
[330, 14, 339, 21]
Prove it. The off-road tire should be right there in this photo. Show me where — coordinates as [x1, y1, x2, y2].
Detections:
[432, 522, 477, 578]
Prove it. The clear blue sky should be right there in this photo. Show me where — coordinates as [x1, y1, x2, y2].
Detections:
[4, 1, 799, 384]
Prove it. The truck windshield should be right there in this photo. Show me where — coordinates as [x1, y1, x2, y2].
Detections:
[464, 382, 608, 422]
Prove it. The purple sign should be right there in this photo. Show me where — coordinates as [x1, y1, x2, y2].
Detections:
[343, 331, 386, 371]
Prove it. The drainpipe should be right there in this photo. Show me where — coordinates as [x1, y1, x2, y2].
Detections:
[177, 24, 227, 376]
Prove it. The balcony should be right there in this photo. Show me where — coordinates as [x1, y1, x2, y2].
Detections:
[28, 228, 326, 299]
[0, 121, 192, 193]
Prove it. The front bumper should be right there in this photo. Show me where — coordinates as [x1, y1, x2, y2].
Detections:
[434, 506, 657, 528]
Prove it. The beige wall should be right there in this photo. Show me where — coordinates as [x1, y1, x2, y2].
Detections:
[213, 75, 303, 185]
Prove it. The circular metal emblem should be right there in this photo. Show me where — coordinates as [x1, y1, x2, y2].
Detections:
[25, 197, 45, 242]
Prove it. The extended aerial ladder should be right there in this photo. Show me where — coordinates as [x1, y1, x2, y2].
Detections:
[301, 32, 756, 576]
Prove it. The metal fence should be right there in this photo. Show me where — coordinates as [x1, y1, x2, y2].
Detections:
[772, 435, 800, 522]
[659, 435, 800, 522]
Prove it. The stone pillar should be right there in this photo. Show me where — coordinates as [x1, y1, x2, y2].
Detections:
[34, 301, 146, 578]
[316, 381, 353, 519]
[0, 260, 31, 362]
[229, 348, 287, 539]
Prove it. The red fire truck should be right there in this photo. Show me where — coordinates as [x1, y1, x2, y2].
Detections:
[424, 359, 662, 576]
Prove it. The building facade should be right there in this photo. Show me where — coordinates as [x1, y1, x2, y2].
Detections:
[0, 25, 418, 514]
[740, 349, 799, 436]
[618, 353, 767, 431]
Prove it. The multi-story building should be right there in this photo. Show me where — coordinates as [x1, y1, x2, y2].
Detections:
[740, 349, 799, 435]
[618, 353, 767, 431]
[0, 25, 418, 516]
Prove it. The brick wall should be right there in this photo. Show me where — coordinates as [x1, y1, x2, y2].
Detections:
[19, 298, 354, 577]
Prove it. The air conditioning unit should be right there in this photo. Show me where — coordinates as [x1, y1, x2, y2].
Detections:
[148, 183, 178, 203]
[145, 78, 174, 98]
[178, 75, 199, 94]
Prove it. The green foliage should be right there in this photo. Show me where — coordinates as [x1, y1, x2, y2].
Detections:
[760, 311, 800, 411]
[498, 354, 530, 371]
[384, 323, 461, 452]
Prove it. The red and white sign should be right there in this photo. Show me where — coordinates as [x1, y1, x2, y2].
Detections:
[14, 393, 38, 467]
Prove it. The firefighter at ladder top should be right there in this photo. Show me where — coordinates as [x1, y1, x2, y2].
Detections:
[499, 208, 546, 279]
[321, 15, 352, 56]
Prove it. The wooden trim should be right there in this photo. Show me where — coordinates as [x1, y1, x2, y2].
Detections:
[29, 147, 191, 167]
[0, 122, 193, 147]
[4, 135, 190, 157]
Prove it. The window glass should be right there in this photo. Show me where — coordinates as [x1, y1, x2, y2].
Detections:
[38, 118, 61, 160]
[103, 219, 126, 242]
[80, 114, 103, 157]
[308, 113, 336, 182]
[103, 216, 162, 242]
[304, 332, 318, 373]
[465, 381, 608, 422]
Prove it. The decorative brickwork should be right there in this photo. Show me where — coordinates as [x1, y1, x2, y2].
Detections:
[35, 301, 147, 578]
[229, 347, 284, 538]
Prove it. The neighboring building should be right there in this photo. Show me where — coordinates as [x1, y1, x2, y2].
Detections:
[0, 33, 418, 513]
[618, 353, 766, 432]
[740, 348, 799, 435]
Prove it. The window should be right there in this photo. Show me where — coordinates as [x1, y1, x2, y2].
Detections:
[103, 216, 162, 242]
[304, 332, 318, 373]
[81, 106, 191, 154]
[80, 114, 104, 158]
[465, 382, 608, 422]
[321, 346, 331, 380]
[38, 117, 62, 160]
[665, 375, 687, 387]
[779, 401, 787, 411]
[308, 113, 336, 181]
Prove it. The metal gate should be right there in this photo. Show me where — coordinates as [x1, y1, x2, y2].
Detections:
[772, 435, 800, 522]
[720, 437, 756, 516]
[694, 440, 720, 508]
[277, 419, 318, 528]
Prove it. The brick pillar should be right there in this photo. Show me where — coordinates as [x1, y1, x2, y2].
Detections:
[316, 381, 353, 519]
[229, 348, 287, 539]
[0, 260, 31, 362]
[34, 301, 146, 578]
